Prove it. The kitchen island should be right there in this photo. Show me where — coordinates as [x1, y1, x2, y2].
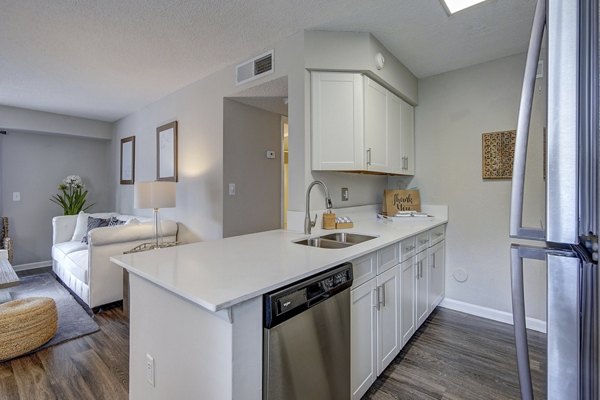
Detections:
[111, 207, 448, 399]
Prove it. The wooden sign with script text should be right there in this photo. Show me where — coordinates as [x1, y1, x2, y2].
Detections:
[383, 190, 421, 215]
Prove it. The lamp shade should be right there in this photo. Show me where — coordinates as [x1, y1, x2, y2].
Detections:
[134, 181, 176, 209]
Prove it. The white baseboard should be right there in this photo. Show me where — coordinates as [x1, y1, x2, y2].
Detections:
[439, 297, 547, 333]
[12, 260, 52, 272]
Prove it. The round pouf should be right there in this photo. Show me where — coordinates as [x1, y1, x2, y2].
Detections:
[0, 297, 58, 361]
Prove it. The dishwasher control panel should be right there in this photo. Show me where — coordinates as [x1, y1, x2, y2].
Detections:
[264, 263, 353, 329]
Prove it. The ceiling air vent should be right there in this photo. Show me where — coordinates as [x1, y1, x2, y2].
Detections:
[235, 50, 274, 85]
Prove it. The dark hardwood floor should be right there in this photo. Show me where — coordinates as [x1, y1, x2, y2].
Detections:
[364, 308, 546, 400]
[1, 269, 129, 400]
[3, 270, 545, 400]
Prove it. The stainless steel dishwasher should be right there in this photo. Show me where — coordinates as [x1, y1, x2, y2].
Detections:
[263, 263, 353, 400]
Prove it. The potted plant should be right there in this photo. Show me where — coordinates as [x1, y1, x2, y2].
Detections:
[50, 175, 94, 215]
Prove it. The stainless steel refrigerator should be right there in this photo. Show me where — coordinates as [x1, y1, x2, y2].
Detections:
[510, 0, 598, 399]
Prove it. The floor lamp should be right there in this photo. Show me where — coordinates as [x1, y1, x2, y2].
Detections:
[134, 181, 176, 249]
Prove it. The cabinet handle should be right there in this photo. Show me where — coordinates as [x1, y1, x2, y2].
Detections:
[376, 286, 382, 310]
[420, 239, 428, 245]
[403, 156, 408, 170]
[420, 261, 423, 278]
[381, 284, 386, 308]
[432, 253, 436, 269]
[367, 148, 372, 166]
[435, 233, 443, 237]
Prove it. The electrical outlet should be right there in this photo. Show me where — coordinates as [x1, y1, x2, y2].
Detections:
[228, 183, 236, 196]
[12, 192, 20, 202]
[341, 188, 349, 202]
[146, 353, 155, 387]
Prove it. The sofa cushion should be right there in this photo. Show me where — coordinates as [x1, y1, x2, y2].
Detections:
[62, 250, 89, 284]
[52, 241, 87, 264]
[71, 212, 118, 242]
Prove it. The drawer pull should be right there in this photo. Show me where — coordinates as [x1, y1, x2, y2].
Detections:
[419, 239, 429, 244]
[435, 233, 443, 237]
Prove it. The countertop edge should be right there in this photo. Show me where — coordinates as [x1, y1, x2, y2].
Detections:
[113, 218, 448, 313]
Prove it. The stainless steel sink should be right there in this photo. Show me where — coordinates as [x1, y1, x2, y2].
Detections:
[294, 238, 352, 249]
[294, 233, 377, 249]
[319, 232, 377, 245]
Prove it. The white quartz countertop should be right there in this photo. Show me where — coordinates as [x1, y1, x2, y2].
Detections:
[111, 215, 447, 313]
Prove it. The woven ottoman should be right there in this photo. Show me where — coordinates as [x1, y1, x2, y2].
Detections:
[0, 297, 58, 361]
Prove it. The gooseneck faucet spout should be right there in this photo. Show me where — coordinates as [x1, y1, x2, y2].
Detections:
[304, 180, 333, 235]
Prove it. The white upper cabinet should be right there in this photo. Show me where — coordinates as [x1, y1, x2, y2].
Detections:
[311, 71, 415, 175]
[400, 99, 415, 175]
[311, 72, 364, 171]
[364, 77, 389, 171]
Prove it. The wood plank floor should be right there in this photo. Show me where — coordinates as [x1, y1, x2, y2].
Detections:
[3, 270, 545, 400]
[1, 270, 129, 400]
[364, 308, 546, 400]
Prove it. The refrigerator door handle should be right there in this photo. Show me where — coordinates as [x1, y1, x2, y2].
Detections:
[510, 244, 545, 400]
[509, 0, 546, 241]
[511, 244, 583, 400]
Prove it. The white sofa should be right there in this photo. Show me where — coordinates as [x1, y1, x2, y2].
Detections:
[52, 212, 178, 309]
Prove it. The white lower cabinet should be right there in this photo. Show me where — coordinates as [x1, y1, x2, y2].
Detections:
[376, 265, 400, 375]
[351, 278, 377, 400]
[415, 249, 429, 328]
[400, 257, 416, 346]
[350, 224, 446, 398]
[351, 260, 400, 399]
[428, 240, 445, 310]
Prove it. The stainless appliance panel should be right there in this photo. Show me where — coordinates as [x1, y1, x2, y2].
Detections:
[546, 0, 580, 244]
[547, 253, 581, 400]
[264, 288, 350, 400]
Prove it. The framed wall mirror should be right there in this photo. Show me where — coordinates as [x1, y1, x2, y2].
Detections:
[157, 121, 178, 182]
[120, 136, 135, 184]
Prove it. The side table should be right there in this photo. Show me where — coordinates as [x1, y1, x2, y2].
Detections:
[0, 250, 19, 303]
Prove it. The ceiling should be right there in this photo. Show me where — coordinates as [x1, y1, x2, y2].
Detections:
[0, 0, 535, 122]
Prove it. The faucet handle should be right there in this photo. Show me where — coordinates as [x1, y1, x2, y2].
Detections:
[311, 213, 317, 228]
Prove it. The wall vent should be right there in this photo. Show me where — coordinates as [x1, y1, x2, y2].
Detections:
[235, 50, 274, 85]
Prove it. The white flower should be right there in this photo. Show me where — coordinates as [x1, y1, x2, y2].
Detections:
[62, 175, 85, 189]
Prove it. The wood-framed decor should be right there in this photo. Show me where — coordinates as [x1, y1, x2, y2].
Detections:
[120, 136, 135, 185]
[482, 130, 516, 180]
[156, 121, 178, 182]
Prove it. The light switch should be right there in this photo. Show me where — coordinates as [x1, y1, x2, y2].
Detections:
[228, 183, 236, 196]
[12, 192, 20, 202]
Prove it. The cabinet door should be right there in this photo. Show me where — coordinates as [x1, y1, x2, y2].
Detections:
[387, 92, 403, 174]
[364, 77, 388, 172]
[415, 250, 429, 327]
[351, 279, 377, 400]
[428, 241, 445, 311]
[400, 99, 415, 175]
[376, 265, 400, 375]
[400, 258, 416, 346]
[311, 72, 364, 171]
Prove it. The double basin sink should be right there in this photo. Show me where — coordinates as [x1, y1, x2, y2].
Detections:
[294, 232, 377, 249]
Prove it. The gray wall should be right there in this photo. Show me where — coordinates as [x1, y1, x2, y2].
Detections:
[223, 99, 282, 237]
[0, 131, 112, 265]
[407, 52, 547, 322]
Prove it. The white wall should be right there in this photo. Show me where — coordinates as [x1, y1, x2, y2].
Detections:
[112, 32, 305, 243]
[223, 99, 282, 238]
[0, 105, 112, 140]
[0, 131, 112, 265]
[408, 53, 547, 322]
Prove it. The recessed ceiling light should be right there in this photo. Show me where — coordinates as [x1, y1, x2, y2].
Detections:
[440, 0, 488, 15]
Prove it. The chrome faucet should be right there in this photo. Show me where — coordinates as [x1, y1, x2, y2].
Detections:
[304, 180, 333, 235]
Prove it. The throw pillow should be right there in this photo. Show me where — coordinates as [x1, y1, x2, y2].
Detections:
[108, 217, 126, 227]
[71, 212, 89, 242]
[81, 217, 111, 244]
